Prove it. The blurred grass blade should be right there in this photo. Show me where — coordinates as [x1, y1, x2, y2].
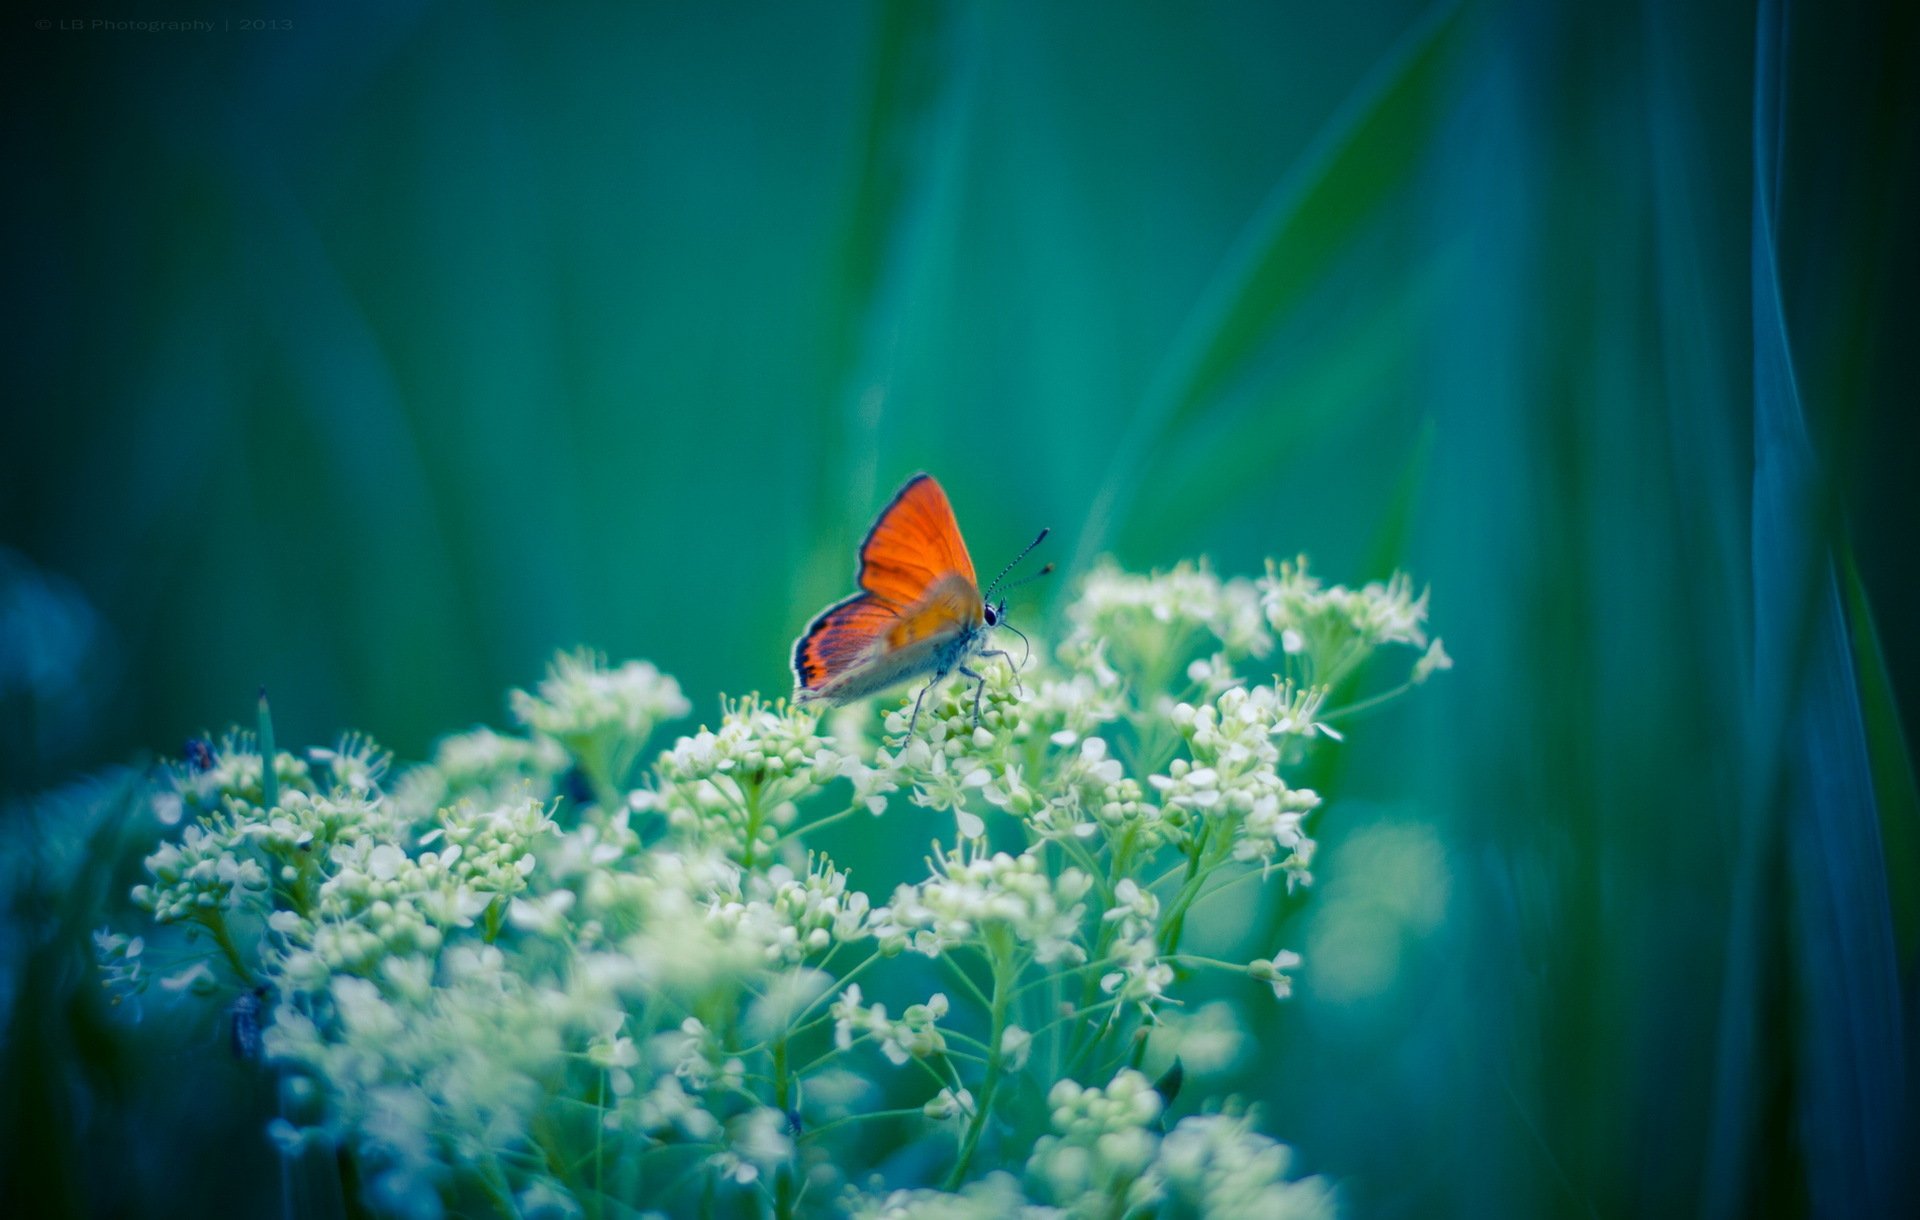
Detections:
[1841, 546, 1920, 969]
[1075, 0, 1468, 571]
[1364, 416, 1437, 580]
[800, 0, 972, 609]
[1748, 0, 1911, 1213]
[1131, 257, 1445, 551]
[258, 686, 279, 814]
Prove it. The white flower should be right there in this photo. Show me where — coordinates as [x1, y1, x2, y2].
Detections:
[831, 983, 870, 1051]
[1249, 949, 1303, 1000]
[1412, 637, 1453, 684]
[744, 968, 834, 1041]
[923, 1086, 974, 1123]
[1144, 1001, 1248, 1077]
[507, 888, 575, 937]
[307, 732, 392, 795]
[1000, 1025, 1033, 1072]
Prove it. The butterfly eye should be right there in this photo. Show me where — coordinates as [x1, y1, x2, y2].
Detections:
[983, 604, 999, 626]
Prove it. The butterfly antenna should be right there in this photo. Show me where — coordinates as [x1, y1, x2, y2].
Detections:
[1004, 562, 1055, 593]
[984, 528, 1050, 602]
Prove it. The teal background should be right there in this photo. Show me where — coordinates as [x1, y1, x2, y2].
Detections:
[3, 0, 1917, 1216]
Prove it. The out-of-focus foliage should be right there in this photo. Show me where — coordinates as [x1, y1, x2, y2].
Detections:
[3, 0, 1916, 1216]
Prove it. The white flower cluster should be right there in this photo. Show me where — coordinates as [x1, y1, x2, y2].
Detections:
[98, 545, 1443, 1218]
[389, 726, 569, 824]
[1010, 1072, 1335, 1219]
[1156, 1112, 1337, 1218]
[708, 855, 874, 966]
[874, 846, 1090, 965]
[165, 730, 312, 820]
[649, 696, 848, 858]
[1161, 684, 1329, 886]
[265, 944, 577, 1213]
[1070, 560, 1271, 668]
[832, 985, 951, 1065]
[132, 819, 272, 922]
[268, 797, 557, 988]
[1259, 557, 1446, 689]
[1026, 1070, 1166, 1211]
[510, 648, 691, 743]
[1026, 736, 1162, 849]
[1099, 879, 1173, 1010]
[846, 1172, 1039, 1220]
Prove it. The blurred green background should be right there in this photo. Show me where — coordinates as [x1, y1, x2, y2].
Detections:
[4, 0, 1917, 1215]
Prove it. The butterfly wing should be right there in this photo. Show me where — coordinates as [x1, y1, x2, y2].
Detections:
[792, 593, 897, 696]
[857, 474, 979, 608]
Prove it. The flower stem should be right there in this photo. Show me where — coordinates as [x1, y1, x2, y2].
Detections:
[776, 800, 862, 848]
[740, 783, 764, 869]
[195, 910, 254, 984]
[1157, 824, 1217, 957]
[773, 1037, 794, 1220]
[944, 938, 1015, 1190]
[799, 1107, 928, 1143]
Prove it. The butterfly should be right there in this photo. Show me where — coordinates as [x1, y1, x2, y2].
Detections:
[793, 473, 1050, 736]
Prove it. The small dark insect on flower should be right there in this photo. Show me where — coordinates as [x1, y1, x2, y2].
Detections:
[231, 986, 269, 1061]
[183, 737, 215, 772]
[562, 767, 595, 808]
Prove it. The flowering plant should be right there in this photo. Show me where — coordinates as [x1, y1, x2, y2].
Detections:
[99, 556, 1445, 1218]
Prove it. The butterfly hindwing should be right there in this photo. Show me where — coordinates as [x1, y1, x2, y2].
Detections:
[793, 593, 898, 694]
[857, 474, 979, 609]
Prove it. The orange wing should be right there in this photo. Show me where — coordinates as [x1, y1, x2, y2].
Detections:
[857, 474, 978, 608]
[793, 593, 897, 694]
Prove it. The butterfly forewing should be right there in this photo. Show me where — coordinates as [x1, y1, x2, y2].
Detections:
[857, 475, 979, 608]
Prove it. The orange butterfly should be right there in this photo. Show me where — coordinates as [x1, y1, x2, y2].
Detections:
[793, 474, 1049, 735]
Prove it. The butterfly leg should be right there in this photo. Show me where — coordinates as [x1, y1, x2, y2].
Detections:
[979, 649, 1024, 698]
[906, 674, 939, 739]
[959, 665, 989, 729]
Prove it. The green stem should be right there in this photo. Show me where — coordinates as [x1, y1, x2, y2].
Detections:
[773, 1037, 794, 1220]
[1157, 824, 1218, 957]
[799, 1107, 929, 1143]
[195, 910, 254, 984]
[944, 939, 1016, 1190]
[1322, 678, 1413, 723]
[780, 951, 880, 1037]
[594, 1070, 606, 1216]
[740, 783, 765, 869]
[776, 801, 863, 848]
